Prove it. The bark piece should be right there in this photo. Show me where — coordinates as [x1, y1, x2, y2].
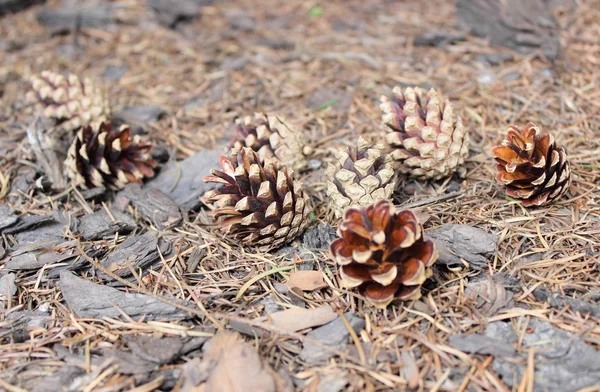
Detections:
[0, 205, 18, 231]
[533, 287, 600, 318]
[427, 224, 498, 270]
[79, 209, 136, 240]
[36, 5, 113, 32]
[299, 312, 365, 364]
[145, 150, 222, 212]
[98, 234, 171, 281]
[456, 0, 560, 60]
[414, 30, 467, 47]
[59, 271, 191, 321]
[449, 333, 517, 357]
[0, 273, 17, 296]
[118, 184, 183, 230]
[1, 213, 56, 235]
[301, 223, 337, 250]
[147, 0, 199, 28]
[486, 319, 600, 391]
[0, 0, 44, 17]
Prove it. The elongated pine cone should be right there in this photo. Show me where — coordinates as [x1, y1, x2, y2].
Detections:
[326, 137, 396, 218]
[231, 113, 311, 171]
[203, 147, 312, 251]
[65, 122, 156, 190]
[492, 122, 570, 207]
[330, 200, 437, 308]
[27, 71, 110, 132]
[380, 86, 469, 179]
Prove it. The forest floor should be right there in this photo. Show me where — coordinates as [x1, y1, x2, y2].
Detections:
[1, 0, 600, 391]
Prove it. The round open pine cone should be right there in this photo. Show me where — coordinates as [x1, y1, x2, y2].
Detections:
[492, 122, 571, 207]
[231, 113, 312, 172]
[202, 147, 312, 251]
[64, 122, 157, 190]
[27, 71, 110, 132]
[326, 136, 396, 218]
[380, 86, 469, 180]
[330, 200, 438, 309]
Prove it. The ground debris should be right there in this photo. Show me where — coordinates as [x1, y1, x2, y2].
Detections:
[427, 224, 498, 270]
[299, 312, 365, 364]
[0, 204, 18, 231]
[113, 105, 167, 134]
[148, 0, 200, 28]
[36, 4, 114, 32]
[117, 183, 183, 230]
[180, 330, 292, 392]
[145, 149, 222, 212]
[464, 275, 514, 316]
[98, 234, 171, 281]
[456, 0, 560, 60]
[414, 30, 467, 47]
[533, 286, 600, 318]
[0, 272, 17, 296]
[59, 271, 192, 321]
[451, 319, 600, 391]
[0, 309, 52, 343]
[78, 208, 136, 240]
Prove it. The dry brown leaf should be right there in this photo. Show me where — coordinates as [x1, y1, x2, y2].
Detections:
[465, 276, 514, 316]
[287, 270, 328, 291]
[180, 330, 292, 392]
[268, 304, 337, 333]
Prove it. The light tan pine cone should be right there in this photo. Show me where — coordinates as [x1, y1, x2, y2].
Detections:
[380, 86, 469, 180]
[231, 113, 311, 172]
[27, 70, 110, 132]
[326, 136, 396, 218]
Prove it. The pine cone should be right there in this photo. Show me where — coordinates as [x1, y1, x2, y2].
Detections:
[64, 122, 156, 190]
[492, 122, 571, 207]
[203, 147, 312, 251]
[27, 71, 110, 132]
[231, 113, 311, 171]
[330, 200, 437, 309]
[326, 137, 396, 218]
[380, 86, 469, 179]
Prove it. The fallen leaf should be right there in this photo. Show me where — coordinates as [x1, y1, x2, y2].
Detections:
[287, 270, 328, 291]
[465, 276, 513, 316]
[180, 330, 292, 392]
[268, 305, 337, 333]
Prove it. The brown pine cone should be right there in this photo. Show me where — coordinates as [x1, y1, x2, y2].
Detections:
[231, 113, 311, 171]
[203, 147, 312, 251]
[64, 122, 156, 190]
[330, 200, 437, 308]
[27, 71, 110, 132]
[492, 122, 571, 207]
[326, 137, 396, 218]
[380, 86, 469, 180]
